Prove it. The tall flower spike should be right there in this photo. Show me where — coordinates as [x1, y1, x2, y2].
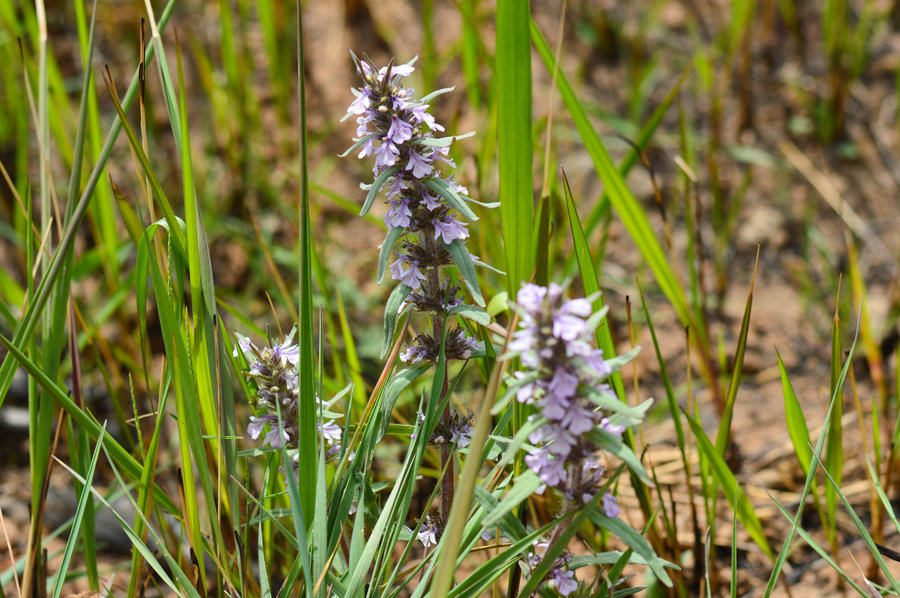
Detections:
[504, 283, 619, 503]
[342, 53, 484, 363]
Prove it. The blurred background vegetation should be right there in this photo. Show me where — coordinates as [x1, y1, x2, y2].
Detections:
[2, 0, 900, 595]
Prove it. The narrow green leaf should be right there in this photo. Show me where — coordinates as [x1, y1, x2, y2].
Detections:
[361, 165, 400, 217]
[297, 2, 318, 524]
[777, 349, 813, 473]
[560, 172, 626, 401]
[51, 423, 106, 598]
[445, 238, 484, 306]
[423, 176, 479, 221]
[824, 297, 844, 540]
[448, 303, 491, 326]
[382, 284, 412, 358]
[378, 226, 405, 284]
[586, 429, 652, 486]
[714, 263, 756, 455]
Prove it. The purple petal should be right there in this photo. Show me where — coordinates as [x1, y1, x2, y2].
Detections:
[387, 115, 414, 144]
[602, 492, 620, 518]
[405, 150, 433, 179]
[432, 216, 469, 244]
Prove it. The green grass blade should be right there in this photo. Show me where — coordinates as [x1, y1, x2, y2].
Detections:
[763, 309, 861, 595]
[496, 0, 534, 291]
[824, 292, 844, 549]
[297, 1, 318, 524]
[50, 423, 106, 598]
[531, 20, 693, 339]
[714, 258, 757, 455]
[683, 409, 774, 560]
[561, 171, 625, 400]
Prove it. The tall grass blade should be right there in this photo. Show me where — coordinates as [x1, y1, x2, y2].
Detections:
[296, 1, 318, 524]
[824, 287, 844, 552]
[531, 20, 692, 339]
[714, 252, 758, 455]
[763, 308, 860, 595]
[496, 0, 534, 291]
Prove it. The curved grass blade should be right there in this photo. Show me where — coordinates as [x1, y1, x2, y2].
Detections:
[531, 20, 692, 335]
[762, 307, 860, 595]
[683, 409, 774, 560]
[714, 252, 758, 455]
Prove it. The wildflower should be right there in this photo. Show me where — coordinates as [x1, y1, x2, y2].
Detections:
[527, 541, 578, 596]
[603, 492, 620, 518]
[505, 283, 622, 503]
[236, 329, 345, 461]
[417, 514, 440, 549]
[342, 52, 486, 368]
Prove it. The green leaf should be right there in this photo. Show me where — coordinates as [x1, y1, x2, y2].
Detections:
[586, 429, 652, 486]
[361, 165, 400, 217]
[448, 303, 491, 325]
[497, 0, 534, 292]
[445, 239, 484, 307]
[777, 349, 814, 474]
[714, 264, 756, 456]
[382, 283, 412, 358]
[378, 226, 405, 284]
[423, 176, 479, 221]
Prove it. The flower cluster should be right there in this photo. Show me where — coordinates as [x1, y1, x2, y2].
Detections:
[527, 541, 579, 596]
[507, 283, 623, 511]
[234, 327, 343, 459]
[342, 54, 482, 364]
